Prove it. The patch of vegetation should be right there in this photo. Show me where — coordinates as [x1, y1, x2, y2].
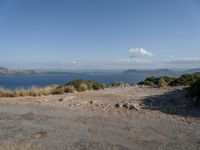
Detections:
[138, 72, 200, 87]
[186, 78, 200, 105]
[63, 79, 105, 91]
[0, 80, 106, 97]
[0, 85, 57, 97]
[169, 72, 200, 86]
[138, 76, 175, 87]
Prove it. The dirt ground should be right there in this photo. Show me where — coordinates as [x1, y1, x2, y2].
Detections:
[0, 86, 199, 150]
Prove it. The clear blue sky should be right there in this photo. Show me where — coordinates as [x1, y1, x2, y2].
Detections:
[0, 0, 200, 69]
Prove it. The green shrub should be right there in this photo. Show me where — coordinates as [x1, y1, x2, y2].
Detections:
[169, 72, 200, 86]
[65, 80, 105, 91]
[138, 73, 200, 87]
[138, 76, 175, 87]
[92, 82, 105, 90]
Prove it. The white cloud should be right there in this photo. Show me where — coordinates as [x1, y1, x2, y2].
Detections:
[128, 48, 153, 57]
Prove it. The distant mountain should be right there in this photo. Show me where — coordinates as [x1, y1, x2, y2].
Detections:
[184, 68, 200, 74]
[123, 68, 178, 77]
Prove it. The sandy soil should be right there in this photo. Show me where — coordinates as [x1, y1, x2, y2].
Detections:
[0, 86, 199, 150]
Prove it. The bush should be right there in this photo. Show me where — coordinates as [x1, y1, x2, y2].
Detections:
[138, 76, 175, 87]
[138, 73, 200, 87]
[64, 85, 76, 93]
[169, 72, 200, 86]
[187, 78, 200, 105]
[76, 83, 88, 92]
[65, 80, 105, 91]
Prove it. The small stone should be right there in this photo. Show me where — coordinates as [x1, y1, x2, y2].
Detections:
[123, 103, 129, 108]
[58, 98, 63, 102]
[115, 103, 120, 108]
[129, 105, 135, 110]
[79, 101, 88, 105]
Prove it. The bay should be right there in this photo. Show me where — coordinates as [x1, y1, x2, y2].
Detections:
[0, 74, 147, 89]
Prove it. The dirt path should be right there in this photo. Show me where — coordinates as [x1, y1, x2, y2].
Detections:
[0, 86, 199, 150]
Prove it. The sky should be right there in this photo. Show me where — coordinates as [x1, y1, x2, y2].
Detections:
[0, 0, 200, 70]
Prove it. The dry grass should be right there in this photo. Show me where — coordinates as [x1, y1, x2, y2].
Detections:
[0, 143, 34, 150]
[0, 85, 58, 98]
[0, 80, 106, 97]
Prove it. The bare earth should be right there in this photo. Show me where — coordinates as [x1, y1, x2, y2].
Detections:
[0, 86, 199, 150]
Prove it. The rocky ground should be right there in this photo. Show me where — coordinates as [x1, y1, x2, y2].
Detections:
[0, 86, 199, 150]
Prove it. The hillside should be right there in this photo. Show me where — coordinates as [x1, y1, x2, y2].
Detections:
[0, 67, 80, 76]
[124, 68, 177, 76]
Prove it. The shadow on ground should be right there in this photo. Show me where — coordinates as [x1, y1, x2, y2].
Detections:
[142, 88, 200, 118]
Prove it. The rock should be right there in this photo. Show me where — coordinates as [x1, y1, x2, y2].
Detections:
[115, 102, 140, 111]
[89, 101, 93, 104]
[115, 103, 123, 108]
[69, 104, 75, 107]
[58, 98, 63, 102]
[79, 101, 88, 105]
[115, 103, 120, 108]
[123, 103, 129, 108]
[130, 103, 141, 111]
[129, 105, 135, 110]
[32, 131, 48, 139]
[65, 96, 76, 100]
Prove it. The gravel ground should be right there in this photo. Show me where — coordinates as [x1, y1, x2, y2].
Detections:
[0, 86, 199, 150]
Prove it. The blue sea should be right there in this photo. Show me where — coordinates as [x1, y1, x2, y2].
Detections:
[0, 74, 146, 89]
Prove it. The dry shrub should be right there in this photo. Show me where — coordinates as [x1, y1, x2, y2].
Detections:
[39, 85, 57, 95]
[158, 78, 168, 88]
[28, 87, 39, 97]
[78, 83, 88, 92]
[0, 88, 15, 97]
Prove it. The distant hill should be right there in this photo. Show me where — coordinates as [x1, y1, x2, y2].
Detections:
[184, 68, 200, 74]
[0, 67, 39, 76]
[123, 69, 178, 77]
[0, 67, 16, 75]
[1, 66, 200, 77]
[0, 67, 81, 76]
